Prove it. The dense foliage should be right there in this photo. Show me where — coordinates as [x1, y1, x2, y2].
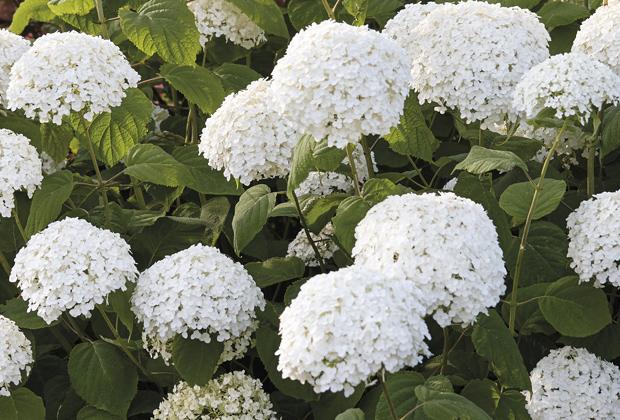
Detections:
[1, 0, 620, 419]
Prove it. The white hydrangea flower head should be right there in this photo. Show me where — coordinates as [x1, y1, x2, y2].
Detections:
[525, 347, 620, 420]
[286, 222, 338, 267]
[566, 190, 620, 287]
[0, 129, 43, 217]
[0, 316, 33, 396]
[610, 0, 619, 6]
[0, 29, 29, 106]
[572, 4, 620, 75]
[188, 0, 266, 49]
[131, 244, 265, 364]
[40, 151, 66, 175]
[7, 31, 140, 125]
[200, 79, 298, 186]
[352, 192, 506, 327]
[271, 21, 410, 149]
[277, 265, 431, 396]
[513, 53, 620, 124]
[411, 1, 549, 128]
[152, 372, 278, 420]
[9, 218, 138, 323]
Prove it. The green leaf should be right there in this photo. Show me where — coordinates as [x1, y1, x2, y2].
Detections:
[25, 170, 75, 239]
[88, 89, 153, 166]
[366, 0, 401, 26]
[460, 379, 500, 416]
[489, 135, 542, 162]
[214, 63, 262, 94]
[376, 372, 425, 419]
[343, 0, 368, 25]
[454, 146, 527, 175]
[287, 0, 327, 31]
[499, 178, 566, 224]
[414, 385, 492, 420]
[0, 388, 46, 420]
[537, 2, 589, 31]
[384, 94, 438, 162]
[48, 0, 94, 15]
[124, 144, 190, 187]
[68, 341, 138, 417]
[232, 185, 277, 255]
[172, 336, 223, 386]
[245, 257, 305, 288]
[472, 310, 531, 390]
[311, 388, 365, 420]
[336, 408, 365, 420]
[601, 105, 620, 158]
[40, 123, 73, 163]
[538, 276, 611, 337]
[0, 298, 50, 329]
[76, 406, 123, 420]
[200, 197, 231, 245]
[9, 0, 55, 33]
[494, 390, 531, 420]
[226, 0, 289, 38]
[501, 283, 554, 336]
[107, 289, 135, 333]
[486, 0, 538, 8]
[119, 0, 201, 65]
[89, 203, 164, 234]
[332, 196, 372, 255]
[559, 323, 620, 360]
[302, 193, 348, 232]
[160, 64, 225, 114]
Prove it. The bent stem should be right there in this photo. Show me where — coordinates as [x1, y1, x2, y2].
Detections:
[360, 137, 375, 179]
[346, 143, 363, 196]
[508, 122, 568, 335]
[587, 112, 602, 198]
[292, 191, 326, 272]
[85, 133, 109, 206]
[12, 207, 27, 242]
[439, 327, 449, 375]
[320, 0, 337, 19]
[379, 369, 398, 420]
[93, 0, 109, 38]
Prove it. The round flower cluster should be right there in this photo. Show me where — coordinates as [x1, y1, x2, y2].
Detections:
[0, 29, 29, 106]
[513, 52, 620, 123]
[525, 347, 620, 419]
[132, 244, 265, 364]
[277, 266, 430, 396]
[199, 79, 298, 185]
[0, 316, 33, 396]
[410, 1, 549, 128]
[153, 372, 278, 420]
[7, 31, 140, 125]
[9, 218, 138, 323]
[188, 0, 266, 49]
[286, 222, 338, 267]
[0, 129, 43, 218]
[352, 192, 506, 327]
[572, 3, 620, 75]
[271, 21, 410, 149]
[566, 190, 620, 287]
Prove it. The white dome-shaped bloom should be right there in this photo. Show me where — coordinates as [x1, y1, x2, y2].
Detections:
[0, 316, 33, 396]
[610, 0, 620, 6]
[199, 79, 298, 186]
[9, 218, 138, 323]
[286, 222, 338, 267]
[411, 1, 549, 128]
[271, 21, 410, 149]
[153, 372, 278, 420]
[352, 192, 506, 327]
[7, 31, 140, 125]
[0, 30, 29, 106]
[572, 4, 620, 75]
[0, 129, 43, 218]
[188, 0, 266, 49]
[132, 244, 265, 364]
[513, 53, 620, 124]
[567, 190, 620, 287]
[277, 266, 431, 396]
[525, 347, 620, 420]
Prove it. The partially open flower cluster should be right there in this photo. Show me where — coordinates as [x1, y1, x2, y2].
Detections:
[572, 3, 620, 75]
[9, 218, 138, 323]
[525, 347, 620, 419]
[0, 29, 29, 106]
[7, 31, 140, 124]
[0, 315, 33, 396]
[513, 52, 620, 123]
[271, 20, 410, 149]
[199, 79, 298, 185]
[0, 129, 42, 218]
[277, 266, 430, 396]
[153, 372, 278, 420]
[352, 192, 506, 326]
[410, 1, 549, 128]
[286, 222, 338, 267]
[567, 190, 620, 287]
[132, 245, 265, 364]
[189, 0, 266, 49]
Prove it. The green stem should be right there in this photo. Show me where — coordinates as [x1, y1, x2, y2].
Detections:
[508, 122, 568, 335]
[320, 0, 336, 19]
[93, 0, 109, 38]
[587, 113, 602, 198]
[0, 251, 11, 275]
[131, 177, 146, 209]
[439, 327, 449, 375]
[185, 104, 195, 144]
[379, 370, 398, 420]
[292, 191, 326, 273]
[360, 137, 375, 179]
[407, 156, 430, 188]
[85, 133, 109, 206]
[346, 143, 362, 196]
[12, 207, 27, 242]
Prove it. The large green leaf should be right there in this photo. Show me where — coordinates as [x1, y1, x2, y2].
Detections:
[160, 64, 225, 114]
[25, 170, 75, 238]
[226, 0, 289, 38]
[538, 276, 611, 337]
[311, 388, 365, 420]
[287, 0, 328, 31]
[124, 144, 190, 187]
[461, 380, 530, 419]
[9, 0, 55, 33]
[214, 63, 262, 94]
[454, 146, 527, 175]
[472, 310, 531, 391]
[0, 298, 50, 329]
[376, 372, 425, 420]
[88, 89, 153, 166]
[172, 336, 223, 386]
[343, 0, 369, 25]
[68, 341, 138, 417]
[414, 385, 491, 420]
[0, 388, 46, 420]
[245, 257, 305, 288]
[40, 123, 73, 163]
[232, 185, 277, 254]
[119, 0, 201, 65]
[48, 0, 94, 15]
[336, 408, 365, 420]
[499, 178, 566, 224]
[537, 2, 589, 31]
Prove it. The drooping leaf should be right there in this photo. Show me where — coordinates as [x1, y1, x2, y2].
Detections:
[226, 0, 289, 38]
[0, 388, 46, 420]
[414, 385, 491, 420]
[160, 64, 225, 114]
[232, 185, 277, 255]
[124, 144, 190, 187]
[454, 146, 528, 175]
[172, 336, 223, 386]
[537, 2, 589, 31]
[246, 257, 305, 288]
[499, 178, 566, 224]
[25, 170, 75, 238]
